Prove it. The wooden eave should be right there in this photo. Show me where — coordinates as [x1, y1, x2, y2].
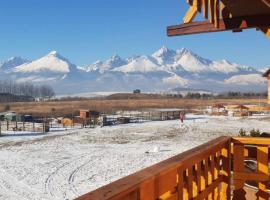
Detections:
[167, 0, 270, 37]
[263, 68, 270, 77]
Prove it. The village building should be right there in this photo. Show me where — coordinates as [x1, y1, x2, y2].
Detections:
[77, 109, 100, 127]
[211, 104, 227, 115]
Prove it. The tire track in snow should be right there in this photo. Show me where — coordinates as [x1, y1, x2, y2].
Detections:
[67, 152, 104, 196]
[44, 154, 88, 198]
[44, 150, 101, 199]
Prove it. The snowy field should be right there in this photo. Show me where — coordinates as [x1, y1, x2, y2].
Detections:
[0, 114, 270, 200]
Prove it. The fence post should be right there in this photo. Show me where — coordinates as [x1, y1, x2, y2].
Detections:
[15, 118, 18, 131]
[43, 118, 45, 133]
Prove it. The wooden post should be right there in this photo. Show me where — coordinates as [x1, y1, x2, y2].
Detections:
[232, 143, 246, 200]
[43, 118, 45, 133]
[15, 118, 18, 131]
[221, 141, 231, 200]
[256, 146, 270, 200]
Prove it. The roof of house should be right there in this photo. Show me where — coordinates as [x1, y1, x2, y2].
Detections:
[213, 104, 225, 109]
[167, 0, 270, 38]
[234, 105, 249, 110]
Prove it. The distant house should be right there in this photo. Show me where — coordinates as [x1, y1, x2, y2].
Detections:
[133, 89, 141, 94]
[231, 105, 250, 117]
[211, 104, 227, 115]
[78, 110, 100, 126]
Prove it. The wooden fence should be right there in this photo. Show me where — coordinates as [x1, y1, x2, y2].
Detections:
[76, 136, 270, 200]
[0, 121, 48, 133]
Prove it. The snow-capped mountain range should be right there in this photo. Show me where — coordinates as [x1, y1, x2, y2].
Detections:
[0, 46, 268, 94]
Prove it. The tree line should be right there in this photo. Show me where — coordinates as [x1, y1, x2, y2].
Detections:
[0, 80, 55, 99]
[167, 91, 267, 99]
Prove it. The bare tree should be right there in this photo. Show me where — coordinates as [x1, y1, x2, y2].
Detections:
[0, 80, 55, 99]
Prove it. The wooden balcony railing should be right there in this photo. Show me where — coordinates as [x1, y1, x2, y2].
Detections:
[232, 137, 270, 200]
[76, 136, 270, 200]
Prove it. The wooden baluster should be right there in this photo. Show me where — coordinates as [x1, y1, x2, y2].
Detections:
[196, 161, 202, 196]
[221, 142, 231, 200]
[256, 146, 270, 200]
[232, 143, 246, 200]
[201, 160, 207, 197]
[205, 157, 212, 199]
[188, 167, 194, 199]
[216, 151, 221, 200]
[210, 155, 215, 200]
[178, 168, 184, 200]
[184, 170, 189, 200]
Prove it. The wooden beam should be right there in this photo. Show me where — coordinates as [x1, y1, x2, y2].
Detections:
[183, 6, 198, 23]
[260, 27, 270, 38]
[167, 14, 270, 36]
[262, 0, 270, 7]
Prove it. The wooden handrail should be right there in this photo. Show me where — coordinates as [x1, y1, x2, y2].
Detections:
[233, 137, 270, 145]
[76, 136, 231, 200]
[76, 136, 270, 200]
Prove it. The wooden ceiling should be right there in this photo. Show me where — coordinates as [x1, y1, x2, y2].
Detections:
[167, 0, 270, 38]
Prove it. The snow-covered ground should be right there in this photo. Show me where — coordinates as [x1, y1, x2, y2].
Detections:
[0, 114, 270, 200]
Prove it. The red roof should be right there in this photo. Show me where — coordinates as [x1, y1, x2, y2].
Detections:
[213, 104, 225, 109]
[235, 105, 249, 110]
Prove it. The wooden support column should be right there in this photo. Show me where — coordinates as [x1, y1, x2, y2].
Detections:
[232, 143, 246, 200]
[256, 146, 270, 200]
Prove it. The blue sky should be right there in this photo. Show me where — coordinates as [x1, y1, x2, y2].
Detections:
[0, 0, 269, 67]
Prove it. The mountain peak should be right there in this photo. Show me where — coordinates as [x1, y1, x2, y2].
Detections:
[48, 51, 58, 56]
[0, 56, 30, 71]
[177, 47, 193, 55]
[12, 51, 77, 74]
[152, 46, 175, 58]
[111, 54, 121, 59]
